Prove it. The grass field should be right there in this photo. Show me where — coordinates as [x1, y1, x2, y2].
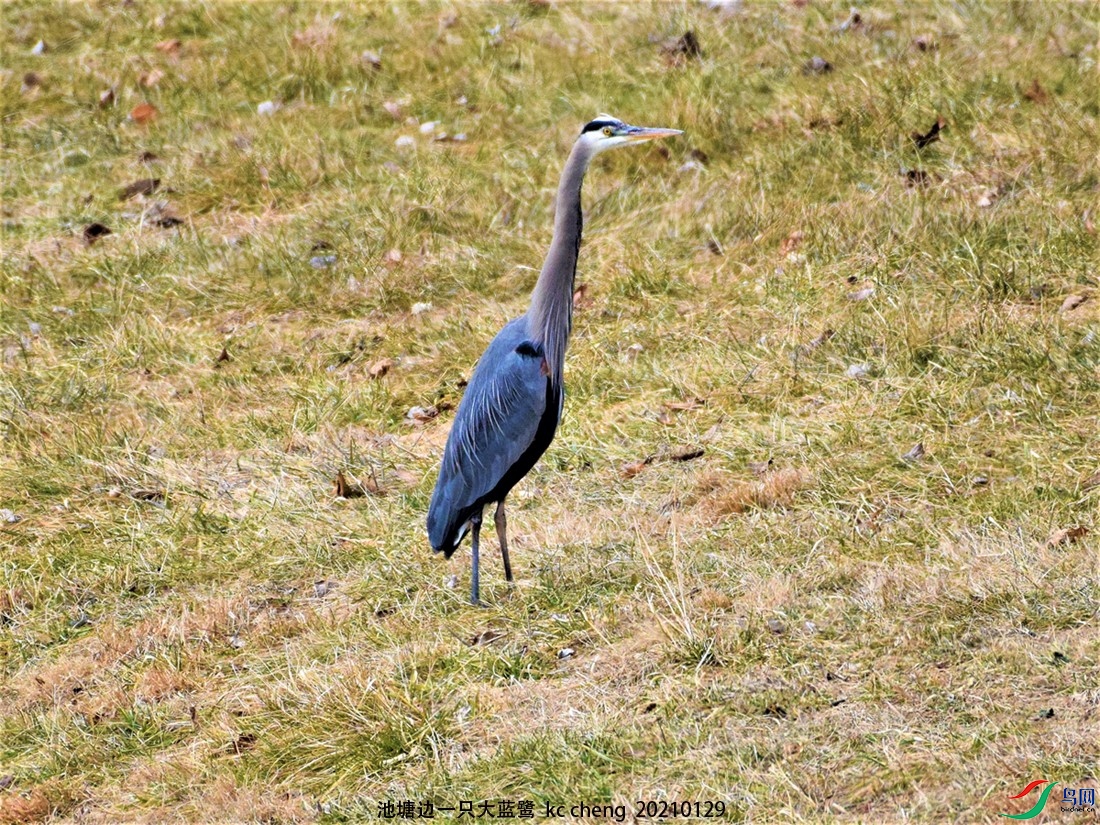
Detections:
[2, 1, 1099, 822]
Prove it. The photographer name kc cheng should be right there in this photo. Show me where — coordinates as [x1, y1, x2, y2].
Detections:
[543, 802, 627, 822]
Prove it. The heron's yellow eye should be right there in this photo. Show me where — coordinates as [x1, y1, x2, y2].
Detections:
[602, 126, 613, 137]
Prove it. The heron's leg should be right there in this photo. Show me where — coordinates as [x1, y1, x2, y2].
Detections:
[495, 501, 513, 584]
[470, 514, 483, 607]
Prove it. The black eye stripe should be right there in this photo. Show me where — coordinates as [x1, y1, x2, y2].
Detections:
[581, 119, 619, 134]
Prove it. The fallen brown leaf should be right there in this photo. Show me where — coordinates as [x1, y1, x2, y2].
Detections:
[912, 116, 946, 149]
[836, 9, 862, 31]
[83, 222, 112, 245]
[803, 56, 832, 75]
[779, 229, 804, 257]
[663, 397, 706, 412]
[622, 445, 703, 478]
[471, 629, 504, 646]
[368, 358, 394, 379]
[130, 488, 165, 502]
[1046, 526, 1089, 547]
[292, 25, 335, 51]
[152, 213, 182, 228]
[392, 468, 419, 487]
[1060, 294, 1087, 313]
[129, 102, 158, 124]
[227, 732, 257, 756]
[797, 328, 834, 358]
[902, 442, 926, 461]
[848, 286, 875, 301]
[99, 88, 116, 108]
[1022, 79, 1049, 105]
[216, 346, 230, 363]
[334, 470, 381, 498]
[118, 178, 161, 200]
[573, 283, 591, 308]
[1082, 471, 1100, 491]
[406, 405, 439, 423]
[620, 457, 654, 479]
[155, 39, 182, 55]
[140, 68, 165, 88]
[661, 30, 702, 61]
[749, 459, 773, 476]
[670, 446, 705, 462]
[905, 169, 936, 187]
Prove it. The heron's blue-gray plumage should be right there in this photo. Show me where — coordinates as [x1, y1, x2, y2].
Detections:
[425, 116, 681, 599]
[427, 316, 562, 555]
[427, 134, 596, 558]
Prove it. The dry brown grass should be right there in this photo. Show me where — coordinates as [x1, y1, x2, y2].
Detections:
[696, 467, 808, 518]
[2, 0, 1098, 822]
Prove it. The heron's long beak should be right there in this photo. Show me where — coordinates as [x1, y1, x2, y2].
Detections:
[622, 125, 683, 142]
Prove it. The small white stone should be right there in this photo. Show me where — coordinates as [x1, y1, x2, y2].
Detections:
[395, 135, 416, 149]
[419, 121, 438, 135]
[257, 100, 278, 116]
[411, 301, 432, 315]
[846, 363, 872, 379]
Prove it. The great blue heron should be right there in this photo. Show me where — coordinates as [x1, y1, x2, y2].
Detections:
[427, 115, 682, 605]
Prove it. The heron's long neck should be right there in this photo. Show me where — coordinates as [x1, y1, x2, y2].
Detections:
[527, 142, 591, 385]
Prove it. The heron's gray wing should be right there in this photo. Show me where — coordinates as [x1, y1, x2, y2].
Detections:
[427, 318, 553, 554]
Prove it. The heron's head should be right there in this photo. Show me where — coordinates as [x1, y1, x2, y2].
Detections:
[578, 114, 682, 155]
